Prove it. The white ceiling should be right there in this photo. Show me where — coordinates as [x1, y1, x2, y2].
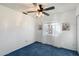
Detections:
[0, 3, 79, 14]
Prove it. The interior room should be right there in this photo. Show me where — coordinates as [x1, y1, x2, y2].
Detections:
[0, 3, 79, 56]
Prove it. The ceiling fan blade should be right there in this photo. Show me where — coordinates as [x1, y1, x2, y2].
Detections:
[27, 11, 36, 13]
[42, 12, 49, 16]
[23, 12, 28, 15]
[43, 6, 55, 11]
[33, 3, 37, 6]
[23, 11, 36, 15]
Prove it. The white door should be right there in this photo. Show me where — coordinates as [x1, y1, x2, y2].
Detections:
[77, 15, 79, 53]
[42, 22, 61, 47]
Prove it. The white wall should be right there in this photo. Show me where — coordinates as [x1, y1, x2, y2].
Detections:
[0, 5, 35, 55]
[37, 9, 76, 51]
[35, 16, 43, 42]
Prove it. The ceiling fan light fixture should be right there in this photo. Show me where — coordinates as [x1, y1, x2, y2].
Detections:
[36, 12, 43, 17]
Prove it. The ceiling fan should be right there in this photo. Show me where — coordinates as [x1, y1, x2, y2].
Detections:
[23, 3, 55, 16]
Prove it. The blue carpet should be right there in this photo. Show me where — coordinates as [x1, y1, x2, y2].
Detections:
[5, 42, 78, 56]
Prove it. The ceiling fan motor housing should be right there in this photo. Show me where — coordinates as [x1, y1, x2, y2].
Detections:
[37, 4, 43, 12]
